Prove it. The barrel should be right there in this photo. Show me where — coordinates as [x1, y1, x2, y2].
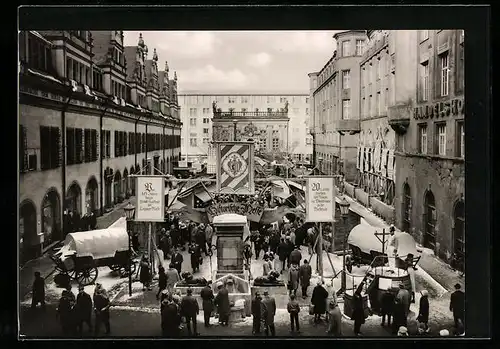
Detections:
[367, 266, 412, 315]
[343, 291, 370, 320]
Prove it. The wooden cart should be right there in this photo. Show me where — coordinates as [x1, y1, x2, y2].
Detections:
[51, 227, 137, 286]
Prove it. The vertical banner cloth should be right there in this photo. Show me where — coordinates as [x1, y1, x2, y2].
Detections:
[363, 147, 368, 173]
[356, 146, 361, 170]
[387, 150, 395, 181]
[216, 141, 255, 195]
[207, 144, 216, 174]
[381, 149, 389, 178]
[373, 144, 382, 174]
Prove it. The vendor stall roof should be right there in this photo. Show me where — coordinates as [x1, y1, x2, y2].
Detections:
[194, 184, 216, 203]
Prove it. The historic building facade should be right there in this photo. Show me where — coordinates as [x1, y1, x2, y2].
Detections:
[354, 30, 419, 221]
[178, 93, 312, 164]
[19, 31, 182, 262]
[390, 30, 465, 268]
[309, 30, 367, 182]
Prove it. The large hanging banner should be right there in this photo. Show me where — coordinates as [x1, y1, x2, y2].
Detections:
[373, 143, 382, 174]
[206, 202, 264, 223]
[363, 147, 368, 173]
[216, 141, 255, 195]
[136, 176, 165, 222]
[207, 144, 217, 174]
[305, 177, 336, 223]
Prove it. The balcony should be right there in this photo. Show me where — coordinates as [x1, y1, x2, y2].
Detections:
[334, 119, 360, 135]
[387, 103, 412, 135]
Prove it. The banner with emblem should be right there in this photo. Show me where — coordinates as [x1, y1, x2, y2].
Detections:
[216, 141, 255, 195]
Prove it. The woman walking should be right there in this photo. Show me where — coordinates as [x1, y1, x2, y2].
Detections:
[311, 280, 328, 324]
[140, 255, 152, 291]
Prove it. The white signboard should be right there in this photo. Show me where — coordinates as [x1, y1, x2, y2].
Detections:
[305, 177, 336, 222]
[136, 176, 165, 222]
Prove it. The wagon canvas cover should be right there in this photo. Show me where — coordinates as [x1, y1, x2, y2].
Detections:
[56, 227, 129, 260]
[347, 223, 419, 258]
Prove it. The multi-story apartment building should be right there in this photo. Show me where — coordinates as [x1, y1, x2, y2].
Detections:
[19, 31, 182, 262]
[309, 31, 367, 182]
[178, 93, 312, 164]
[389, 30, 465, 269]
[354, 30, 418, 218]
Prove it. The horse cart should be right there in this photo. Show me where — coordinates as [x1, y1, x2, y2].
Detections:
[51, 227, 137, 286]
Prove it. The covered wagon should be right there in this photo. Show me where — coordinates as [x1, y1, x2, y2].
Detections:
[51, 227, 136, 286]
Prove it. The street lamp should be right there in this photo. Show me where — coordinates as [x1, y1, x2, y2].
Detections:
[338, 196, 350, 295]
[124, 202, 136, 297]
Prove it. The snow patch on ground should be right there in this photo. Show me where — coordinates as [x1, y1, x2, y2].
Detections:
[20, 266, 129, 306]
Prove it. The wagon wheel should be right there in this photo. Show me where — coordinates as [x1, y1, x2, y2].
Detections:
[67, 269, 77, 280]
[109, 264, 122, 272]
[76, 267, 99, 286]
[119, 261, 137, 278]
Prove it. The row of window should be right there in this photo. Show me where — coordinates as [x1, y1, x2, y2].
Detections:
[66, 57, 91, 86]
[19, 125, 181, 173]
[111, 80, 127, 100]
[419, 50, 461, 101]
[185, 95, 309, 105]
[417, 121, 464, 158]
[361, 88, 390, 118]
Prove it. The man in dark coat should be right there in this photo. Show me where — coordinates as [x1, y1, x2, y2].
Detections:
[93, 289, 111, 335]
[131, 232, 140, 253]
[285, 237, 294, 268]
[171, 248, 184, 275]
[269, 232, 280, 254]
[180, 288, 200, 336]
[450, 283, 465, 330]
[261, 290, 277, 336]
[200, 281, 214, 327]
[196, 225, 208, 256]
[75, 285, 93, 334]
[417, 289, 430, 332]
[214, 282, 230, 326]
[289, 247, 302, 266]
[251, 292, 263, 335]
[252, 232, 263, 260]
[352, 292, 365, 336]
[299, 259, 312, 298]
[277, 238, 288, 273]
[56, 290, 75, 335]
[189, 242, 202, 273]
[31, 271, 46, 309]
[156, 266, 167, 300]
[392, 284, 410, 334]
[161, 295, 181, 337]
[160, 231, 172, 260]
[380, 289, 395, 327]
[311, 281, 328, 323]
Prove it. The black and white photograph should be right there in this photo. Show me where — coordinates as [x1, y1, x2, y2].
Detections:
[16, 5, 490, 340]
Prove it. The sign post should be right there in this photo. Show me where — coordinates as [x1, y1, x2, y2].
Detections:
[305, 177, 336, 279]
[135, 176, 165, 277]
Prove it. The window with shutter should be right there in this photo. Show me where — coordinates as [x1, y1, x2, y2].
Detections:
[115, 131, 119, 157]
[77, 129, 84, 164]
[54, 127, 62, 169]
[142, 134, 146, 153]
[84, 129, 91, 162]
[106, 131, 111, 158]
[66, 128, 75, 165]
[92, 129, 98, 161]
[20, 125, 28, 172]
[101, 131, 105, 159]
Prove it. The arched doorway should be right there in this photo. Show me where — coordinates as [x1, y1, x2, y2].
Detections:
[85, 176, 98, 214]
[20, 200, 37, 262]
[130, 166, 136, 195]
[402, 183, 411, 233]
[423, 190, 436, 250]
[66, 182, 82, 216]
[41, 188, 61, 248]
[123, 168, 129, 198]
[104, 167, 113, 209]
[453, 200, 465, 272]
[114, 170, 122, 204]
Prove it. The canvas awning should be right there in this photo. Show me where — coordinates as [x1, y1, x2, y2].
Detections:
[194, 185, 216, 203]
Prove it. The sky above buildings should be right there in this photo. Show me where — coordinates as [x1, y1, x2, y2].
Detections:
[124, 31, 339, 94]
